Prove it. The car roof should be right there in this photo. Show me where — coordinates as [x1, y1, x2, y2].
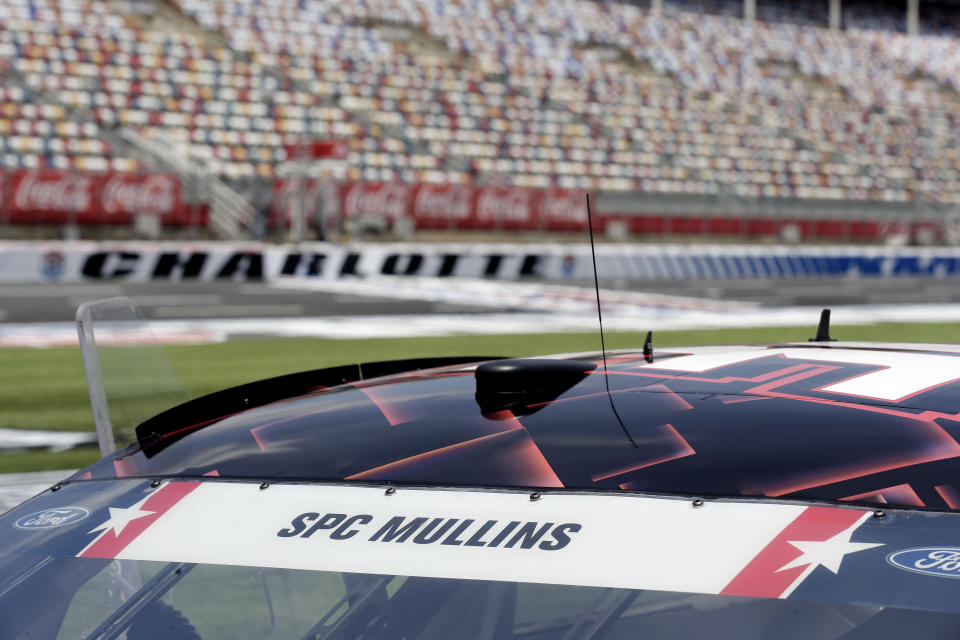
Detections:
[72, 341, 960, 512]
[6, 342, 960, 618]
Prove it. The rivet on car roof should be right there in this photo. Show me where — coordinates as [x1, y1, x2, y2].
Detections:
[259, 482, 270, 491]
[873, 510, 886, 519]
[529, 492, 542, 501]
[385, 487, 396, 496]
[692, 498, 704, 508]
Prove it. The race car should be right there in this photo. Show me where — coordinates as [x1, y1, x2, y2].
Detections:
[3, 301, 960, 638]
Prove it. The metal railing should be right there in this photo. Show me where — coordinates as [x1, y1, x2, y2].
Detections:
[119, 130, 254, 239]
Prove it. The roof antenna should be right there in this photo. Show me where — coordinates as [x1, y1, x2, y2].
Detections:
[643, 331, 654, 363]
[586, 194, 636, 448]
[809, 308, 837, 342]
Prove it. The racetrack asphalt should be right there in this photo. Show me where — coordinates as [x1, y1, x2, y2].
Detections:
[0, 281, 495, 324]
[1, 276, 958, 325]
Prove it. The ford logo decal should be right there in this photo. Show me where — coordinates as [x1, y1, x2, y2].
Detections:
[887, 548, 960, 578]
[14, 506, 90, 530]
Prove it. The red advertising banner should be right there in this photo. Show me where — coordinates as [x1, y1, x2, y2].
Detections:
[272, 180, 590, 232]
[10, 169, 98, 223]
[341, 182, 413, 221]
[266, 179, 941, 242]
[410, 183, 475, 228]
[473, 186, 537, 230]
[408, 183, 589, 231]
[536, 188, 590, 231]
[0, 172, 945, 242]
[0, 169, 195, 226]
[0, 170, 10, 218]
[100, 172, 182, 219]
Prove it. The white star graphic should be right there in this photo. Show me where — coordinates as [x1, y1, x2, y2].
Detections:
[88, 496, 155, 537]
[778, 525, 884, 576]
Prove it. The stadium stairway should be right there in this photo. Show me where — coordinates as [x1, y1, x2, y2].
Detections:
[142, 0, 232, 50]
[101, 0, 257, 238]
[0, 0, 261, 238]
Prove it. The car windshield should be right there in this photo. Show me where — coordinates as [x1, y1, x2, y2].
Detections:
[0, 554, 956, 640]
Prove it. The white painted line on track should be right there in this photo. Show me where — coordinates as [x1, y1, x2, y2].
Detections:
[237, 284, 308, 295]
[152, 304, 304, 318]
[0, 285, 123, 297]
[3, 277, 960, 347]
[0, 429, 95, 452]
[70, 294, 225, 307]
[331, 295, 401, 305]
[274, 277, 749, 314]
[0, 323, 225, 348]
[1, 301, 960, 347]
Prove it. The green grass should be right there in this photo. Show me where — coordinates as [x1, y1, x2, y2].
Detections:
[0, 447, 101, 474]
[3, 322, 960, 473]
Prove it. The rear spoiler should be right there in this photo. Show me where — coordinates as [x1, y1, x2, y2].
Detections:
[134, 356, 501, 456]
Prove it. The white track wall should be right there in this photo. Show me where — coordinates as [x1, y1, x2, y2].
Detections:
[2, 242, 960, 283]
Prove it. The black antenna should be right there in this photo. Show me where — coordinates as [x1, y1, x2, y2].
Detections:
[643, 331, 654, 363]
[585, 194, 608, 363]
[809, 308, 837, 342]
[585, 194, 636, 448]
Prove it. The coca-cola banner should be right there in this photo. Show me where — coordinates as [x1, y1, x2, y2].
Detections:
[342, 182, 413, 221]
[271, 180, 589, 232]
[536, 188, 591, 231]
[271, 181, 910, 241]
[411, 184, 474, 228]
[100, 173, 181, 219]
[345, 182, 588, 231]
[9, 170, 97, 223]
[1, 169, 193, 226]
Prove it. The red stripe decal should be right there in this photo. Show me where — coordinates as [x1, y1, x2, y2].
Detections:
[935, 484, 960, 509]
[841, 483, 924, 507]
[79, 481, 200, 559]
[720, 506, 868, 599]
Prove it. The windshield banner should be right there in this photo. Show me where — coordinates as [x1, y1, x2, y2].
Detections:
[9, 479, 960, 614]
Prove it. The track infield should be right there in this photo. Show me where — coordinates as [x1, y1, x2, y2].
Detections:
[3, 322, 960, 474]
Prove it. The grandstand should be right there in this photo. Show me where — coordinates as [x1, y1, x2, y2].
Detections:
[2, 0, 960, 239]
